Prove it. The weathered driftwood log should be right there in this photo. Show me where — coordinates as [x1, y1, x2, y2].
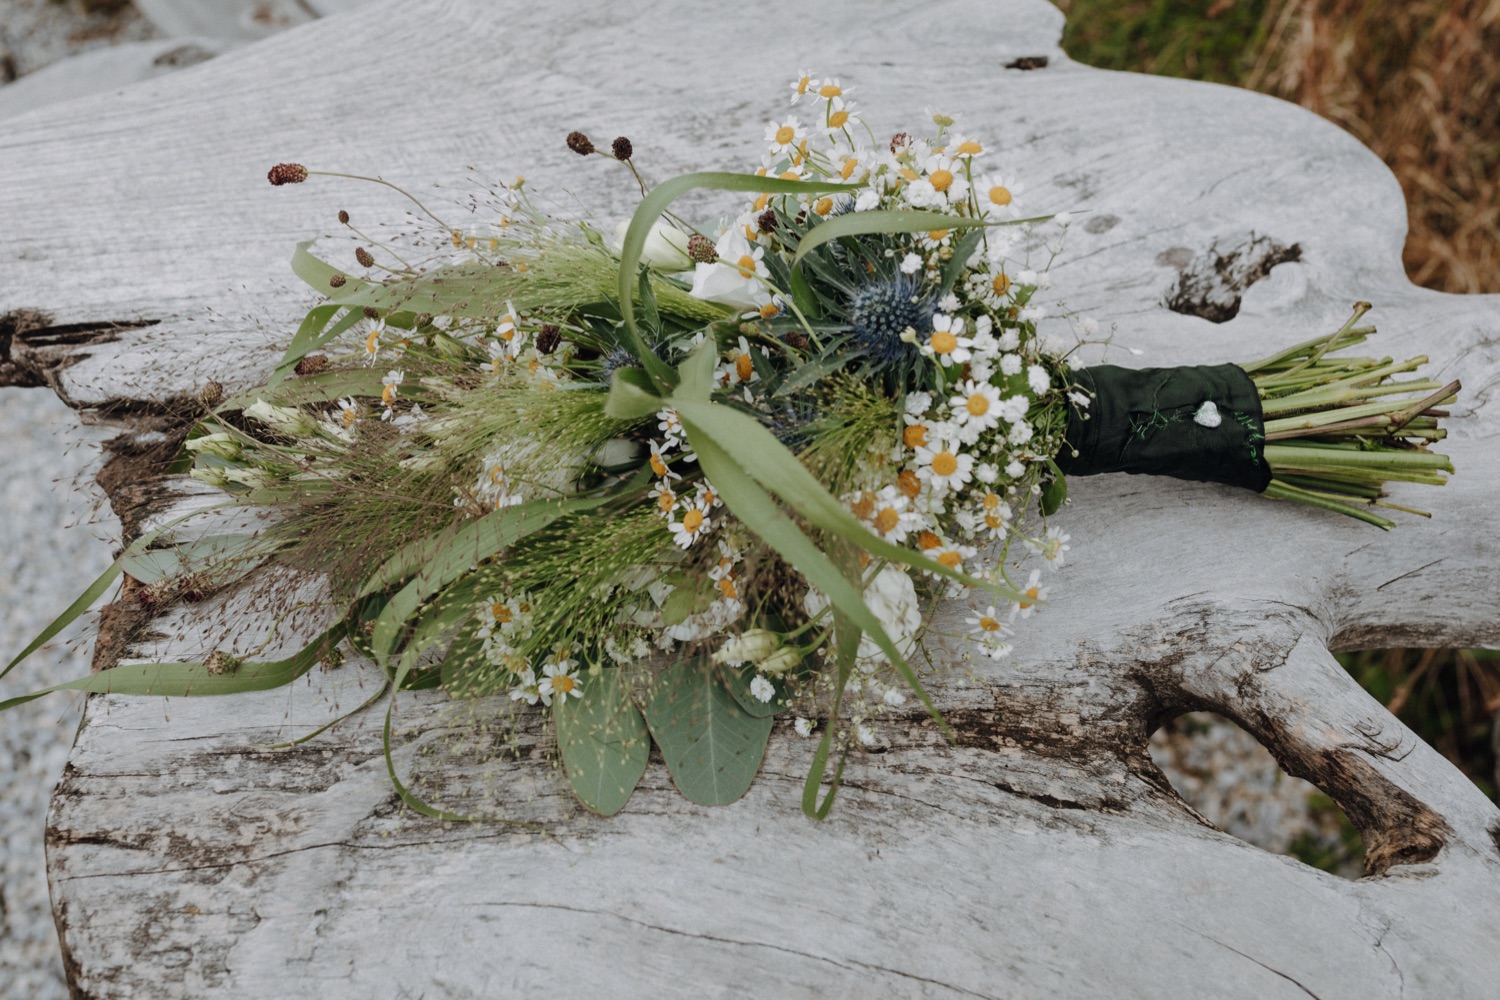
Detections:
[3, 0, 1498, 996]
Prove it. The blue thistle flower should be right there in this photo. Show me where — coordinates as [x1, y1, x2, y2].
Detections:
[848, 273, 934, 364]
[600, 347, 640, 380]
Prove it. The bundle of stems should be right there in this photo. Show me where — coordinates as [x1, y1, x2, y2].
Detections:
[1241, 302, 1459, 529]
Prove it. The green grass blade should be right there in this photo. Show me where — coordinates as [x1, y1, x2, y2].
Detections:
[790, 209, 984, 268]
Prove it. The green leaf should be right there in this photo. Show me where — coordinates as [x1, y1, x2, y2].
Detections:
[119, 533, 274, 585]
[940, 228, 986, 295]
[681, 416, 948, 735]
[642, 656, 773, 806]
[368, 493, 613, 668]
[603, 366, 662, 421]
[802, 611, 858, 819]
[555, 669, 650, 816]
[790, 210, 986, 269]
[267, 298, 364, 388]
[788, 266, 823, 320]
[1039, 460, 1067, 517]
[290, 240, 375, 299]
[619, 171, 853, 392]
[674, 339, 718, 403]
[720, 663, 784, 719]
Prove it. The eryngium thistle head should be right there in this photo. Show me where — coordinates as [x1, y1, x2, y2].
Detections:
[848, 273, 934, 364]
[601, 347, 640, 380]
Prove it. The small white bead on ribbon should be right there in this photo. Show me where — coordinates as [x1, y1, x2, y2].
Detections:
[1193, 400, 1222, 428]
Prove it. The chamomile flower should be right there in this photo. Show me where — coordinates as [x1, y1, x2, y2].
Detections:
[867, 485, 916, 544]
[821, 96, 858, 135]
[949, 379, 1002, 436]
[648, 480, 678, 516]
[923, 313, 973, 367]
[336, 396, 361, 428]
[966, 606, 1014, 659]
[1025, 526, 1072, 570]
[669, 500, 713, 548]
[539, 659, 582, 704]
[724, 336, 759, 388]
[949, 134, 985, 160]
[379, 370, 403, 421]
[509, 667, 541, 706]
[789, 70, 816, 104]
[973, 173, 1024, 219]
[656, 408, 687, 450]
[765, 117, 807, 156]
[1010, 569, 1049, 620]
[915, 439, 974, 491]
[363, 319, 386, 364]
[648, 442, 681, 481]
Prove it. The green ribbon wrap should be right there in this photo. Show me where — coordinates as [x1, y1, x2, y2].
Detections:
[1054, 363, 1272, 492]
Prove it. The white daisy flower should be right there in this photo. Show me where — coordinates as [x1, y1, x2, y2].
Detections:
[915, 439, 974, 492]
[973, 173, 1024, 219]
[765, 116, 807, 156]
[949, 379, 1002, 435]
[923, 313, 973, 367]
[668, 500, 713, 548]
[1025, 526, 1072, 570]
[789, 70, 816, 104]
[1010, 569, 1049, 621]
[380, 369, 404, 421]
[509, 667, 541, 706]
[966, 606, 1014, 659]
[539, 659, 582, 704]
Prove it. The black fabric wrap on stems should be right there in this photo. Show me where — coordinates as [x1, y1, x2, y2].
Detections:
[1054, 363, 1273, 492]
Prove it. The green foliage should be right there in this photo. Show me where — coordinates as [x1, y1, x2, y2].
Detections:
[642, 656, 774, 806]
[556, 669, 651, 816]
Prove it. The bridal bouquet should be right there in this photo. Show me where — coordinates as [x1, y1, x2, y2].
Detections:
[2, 75, 1458, 819]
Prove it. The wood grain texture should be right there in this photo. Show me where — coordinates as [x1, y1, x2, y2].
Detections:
[2, 0, 1498, 996]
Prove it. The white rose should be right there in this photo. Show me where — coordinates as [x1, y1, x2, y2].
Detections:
[614, 219, 693, 271]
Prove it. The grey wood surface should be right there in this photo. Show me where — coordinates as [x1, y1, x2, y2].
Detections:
[3, 0, 1499, 996]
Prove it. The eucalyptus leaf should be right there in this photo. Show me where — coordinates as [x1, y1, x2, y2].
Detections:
[555, 669, 650, 816]
[642, 656, 772, 806]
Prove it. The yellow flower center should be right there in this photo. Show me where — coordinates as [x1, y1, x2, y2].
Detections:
[916, 530, 942, 551]
[978, 615, 1000, 632]
[491, 603, 512, 623]
[897, 470, 922, 498]
[828, 109, 849, 129]
[551, 674, 575, 695]
[930, 330, 958, 355]
[927, 229, 949, 241]
[775, 125, 796, 145]
[931, 451, 959, 477]
[736, 254, 757, 278]
[982, 492, 1002, 509]
[759, 303, 780, 319]
[717, 576, 739, 599]
[779, 170, 800, 181]
[382, 385, 397, 406]
[839, 157, 859, 180]
[902, 424, 928, 448]
[819, 84, 842, 98]
[929, 169, 954, 192]
[992, 272, 1011, 296]
[341, 408, 357, 427]
[735, 353, 754, 381]
[796, 76, 810, 94]
[966, 393, 990, 416]
[1020, 586, 1040, 609]
[813, 196, 834, 216]
[988, 185, 1012, 206]
[899, 167, 919, 181]
[850, 492, 876, 519]
[937, 550, 962, 568]
[682, 509, 704, 533]
[656, 490, 675, 512]
[874, 507, 900, 533]
[650, 454, 669, 477]
[754, 192, 771, 211]
[985, 512, 1005, 529]
[957, 140, 982, 155]
[365, 331, 381, 354]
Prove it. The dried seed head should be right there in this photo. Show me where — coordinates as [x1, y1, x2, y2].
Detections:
[204, 650, 239, 676]
[354, 247, 375, 268]
[687, 234, 718, 263]
[757, 210, 778, 234]
[294, 354, 330, 377]
[199, 380, 224, 409]
[889, 132, 910, 153]
[329, 273, 347, 288]
[781, 330, 810, 351]
[267, 163, 308, 185]
[337, 209, 350, 224]
[611, 136, 633, 161]
[566, 131, 595, 156]
[414, 313, 434, 328]
[536, 323, 561, 355]
[318, 643, 345, 671]
[362, 306, 380, 320]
